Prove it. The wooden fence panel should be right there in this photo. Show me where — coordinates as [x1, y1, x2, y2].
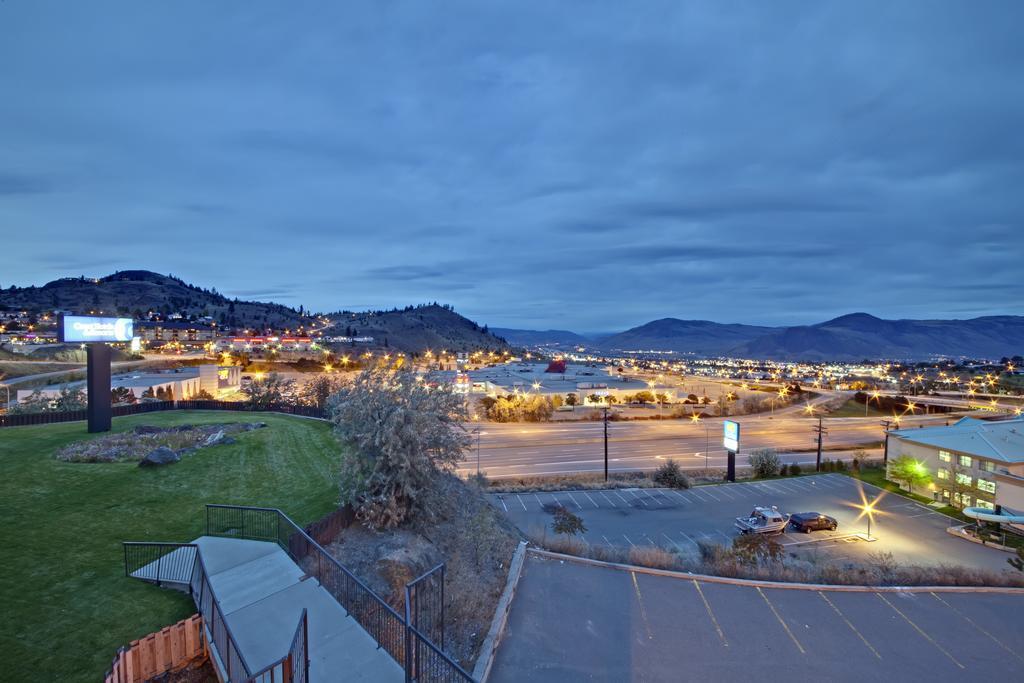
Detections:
[104, 614, 206, 683]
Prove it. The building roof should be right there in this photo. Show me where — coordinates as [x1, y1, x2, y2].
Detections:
[891, 417, 1024, 463]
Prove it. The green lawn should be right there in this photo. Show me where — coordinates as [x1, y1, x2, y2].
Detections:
[0, 411, 342, 682]
[828, 398, 889, 418]
[843, 466, 967, 521]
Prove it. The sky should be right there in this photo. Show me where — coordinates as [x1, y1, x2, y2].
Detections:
[1, 2, 1022, 333]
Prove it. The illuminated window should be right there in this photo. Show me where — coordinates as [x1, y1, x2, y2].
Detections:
[938, 450, 951, 463]
[977, 478, 996, 494]
[975, 500, 995, 511]
[979, 460, 996, 473]
[937, 468, 949, 480]
[953, 492, 971, 506]
[955, 472, 973, 486]
[957, 455, 972, 468]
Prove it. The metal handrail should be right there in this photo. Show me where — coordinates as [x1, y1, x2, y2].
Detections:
[246, 608, 308, 683]
[190, 546, 257, 680]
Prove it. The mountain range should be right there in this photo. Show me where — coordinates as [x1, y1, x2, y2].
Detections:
[499, 313, 1024, 361]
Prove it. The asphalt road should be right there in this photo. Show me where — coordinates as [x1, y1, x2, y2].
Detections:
[488, 473, 1013, 572]
[490, 554, 1024, 683]
[459, 413, 952, 479]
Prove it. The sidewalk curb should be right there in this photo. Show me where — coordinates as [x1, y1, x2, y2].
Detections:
[473, 540, 528, 682]
[527, 547, 1024, 594]
[946, 524, 1015, 553]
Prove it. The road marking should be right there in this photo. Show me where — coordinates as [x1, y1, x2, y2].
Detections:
[715, 486, 739, 500]
[930, 592, 1024, 663]
[599, 491, 618, 507]
[622, 534, 637, 547]
[699, 487, 722, 501]
[631, 573, 654, 641]
[515, 495, 527, 511]
[497, 496, 508, 512]
[661, 532, 684, 552]
[613, 491, 631, 506]
[692, 581, 728, 647]
[642, 533, 658, 546]
[689, 488, 712, 502]
[534, 493, 545, 509]
[582, 491, 600, 508]
[817, 590, 881, 659]
[679, 531, 701, 550]
[757, 588, 805, 654]
[875, 593, 964, 669]
[565, 492, 584, 509]
[601, 534, 614, 546]
[669, 490, 690, 504]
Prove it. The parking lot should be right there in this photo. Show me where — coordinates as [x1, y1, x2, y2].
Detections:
[488, 473, 1011, 571]
[489, 553, 1024, 682]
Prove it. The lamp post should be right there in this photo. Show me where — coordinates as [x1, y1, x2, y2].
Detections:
[602, 405, 610, 482]
[861, 498, 878, 541]
[471, 426, 482, 477]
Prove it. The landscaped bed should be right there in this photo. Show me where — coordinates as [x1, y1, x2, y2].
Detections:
[0, 411, 342, 683]
[55, 421, 266, 463]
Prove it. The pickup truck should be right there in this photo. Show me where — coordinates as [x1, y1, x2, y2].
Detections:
[734, 506, 789, 535]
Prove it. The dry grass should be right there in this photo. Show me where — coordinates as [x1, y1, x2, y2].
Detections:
[485, 469, 733, 493]
[527, 532, 1024, 588]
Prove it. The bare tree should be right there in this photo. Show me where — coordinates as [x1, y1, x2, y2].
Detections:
[329, 366, 470, 528]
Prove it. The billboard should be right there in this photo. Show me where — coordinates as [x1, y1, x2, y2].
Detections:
[60, 315, 134, 343]
[723, 419, 740, 451]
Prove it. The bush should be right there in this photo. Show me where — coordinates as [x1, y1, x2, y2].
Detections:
[551, 506, 587, 536]
[835, 458, 848, 472]
[653, 459, 691, 489]
[788, 463, 802, 476]
[748, 448, 781, 478]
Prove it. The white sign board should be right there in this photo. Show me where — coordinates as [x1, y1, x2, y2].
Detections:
[723, 420, 740, 451]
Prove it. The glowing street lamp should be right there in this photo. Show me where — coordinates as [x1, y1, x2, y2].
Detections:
[858, 497, 879, 541]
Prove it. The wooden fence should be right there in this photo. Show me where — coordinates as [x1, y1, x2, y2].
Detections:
[104, 614, 206, 683]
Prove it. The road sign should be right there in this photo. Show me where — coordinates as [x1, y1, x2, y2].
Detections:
[723, 419, 740, 451]
[59, 315, 133, 343]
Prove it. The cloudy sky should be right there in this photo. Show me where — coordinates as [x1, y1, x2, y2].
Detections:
[1, 2, 1022, 332]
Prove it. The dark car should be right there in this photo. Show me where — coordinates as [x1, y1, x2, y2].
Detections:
[789, 512, 838, 533]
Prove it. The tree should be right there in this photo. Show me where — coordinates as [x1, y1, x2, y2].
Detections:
[748, 448, 781, 478]
[633, 390, 655, 404]
[564, 393, 578, 407]
[887, 455, 932, 496]
[329, 366, 470, 529]
[551, 507, 586, 536]
[110, 387, 136, 405]
[243, 373, 295, 409]
[299, 375, 345, 410]
[653, 459, 691, 489]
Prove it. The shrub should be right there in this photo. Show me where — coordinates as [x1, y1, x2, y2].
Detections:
[732, 534, 784, 566]
[653, 459, 691, 489]
[835, 458, 848, 472]
[551, 506, 587, 536]
[788, 463, 802, 476]
[747, 448, 781, 478]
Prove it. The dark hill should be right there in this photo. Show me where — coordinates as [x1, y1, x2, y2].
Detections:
[598, 318, 773, 355]
[326, 304, 508, 353]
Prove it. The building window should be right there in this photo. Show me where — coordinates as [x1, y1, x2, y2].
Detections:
[938, 450, 951, 463]
[953, 492, 971, 507]
[977, 478, 996, 494]
[940, 489, 950, 499]
[957, 455, 972, 468]
[979, 460, 996, 473]
[955, 472, 973, 487]
[937, 468, 949, 480]
[975, 500, 995, 511]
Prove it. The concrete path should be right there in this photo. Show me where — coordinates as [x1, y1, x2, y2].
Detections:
[191, 536, 402, 681]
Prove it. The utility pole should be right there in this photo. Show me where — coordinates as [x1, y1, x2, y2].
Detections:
[602, 405, 609, 482]
[879, 419, 894, 464]
[813, 415, 828, 472]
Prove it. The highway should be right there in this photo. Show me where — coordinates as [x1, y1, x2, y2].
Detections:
[458, 413, 956, 479]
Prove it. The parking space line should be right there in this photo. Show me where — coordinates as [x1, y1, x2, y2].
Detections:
[622, 534, 637, 547]
[692, 581, 728, 647]
[565, 492, 584, 510]
[930, 592, 1024, 663]
[875, 593, 964, 669]
[613, 491, 632, 506]
[631, 573, 654, 641]
[773, 481, 800, 493]
[817, 591, 881, 659]
[601, 534, 614, 546]
[669, 490, 690, 504]
[689, 488, 713, 502]
[679, 531, 701, 551]
[497, 496, 508, 512]
[757, 588, 805, 654]
[534, 493, 545, 509]
[599, 491, 618, 507]
[661, 533, 684, 552]
[582, 491, 601, 508]
[515, 495, 527, 510]
[642, 533, 658, 547]
[699, 487, 722, 501]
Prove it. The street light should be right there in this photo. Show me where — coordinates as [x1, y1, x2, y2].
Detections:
[857, 496, 880, 541]
[471, 426, 482, 477]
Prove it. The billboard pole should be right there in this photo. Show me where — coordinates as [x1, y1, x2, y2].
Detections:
[86, 343, 112, 432]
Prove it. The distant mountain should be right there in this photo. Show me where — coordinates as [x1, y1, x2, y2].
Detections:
[490, 328, 592, 348]
[730, 313, 1024, 361]
[326, 304, 508, 353]
[598, 318, 773, 356]
[0, 270, 314, 330]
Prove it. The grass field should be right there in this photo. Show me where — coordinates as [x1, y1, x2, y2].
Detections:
[844, 466, 967, 521]
[828, 398, 889, 418]
[0, 411, 342, 682]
